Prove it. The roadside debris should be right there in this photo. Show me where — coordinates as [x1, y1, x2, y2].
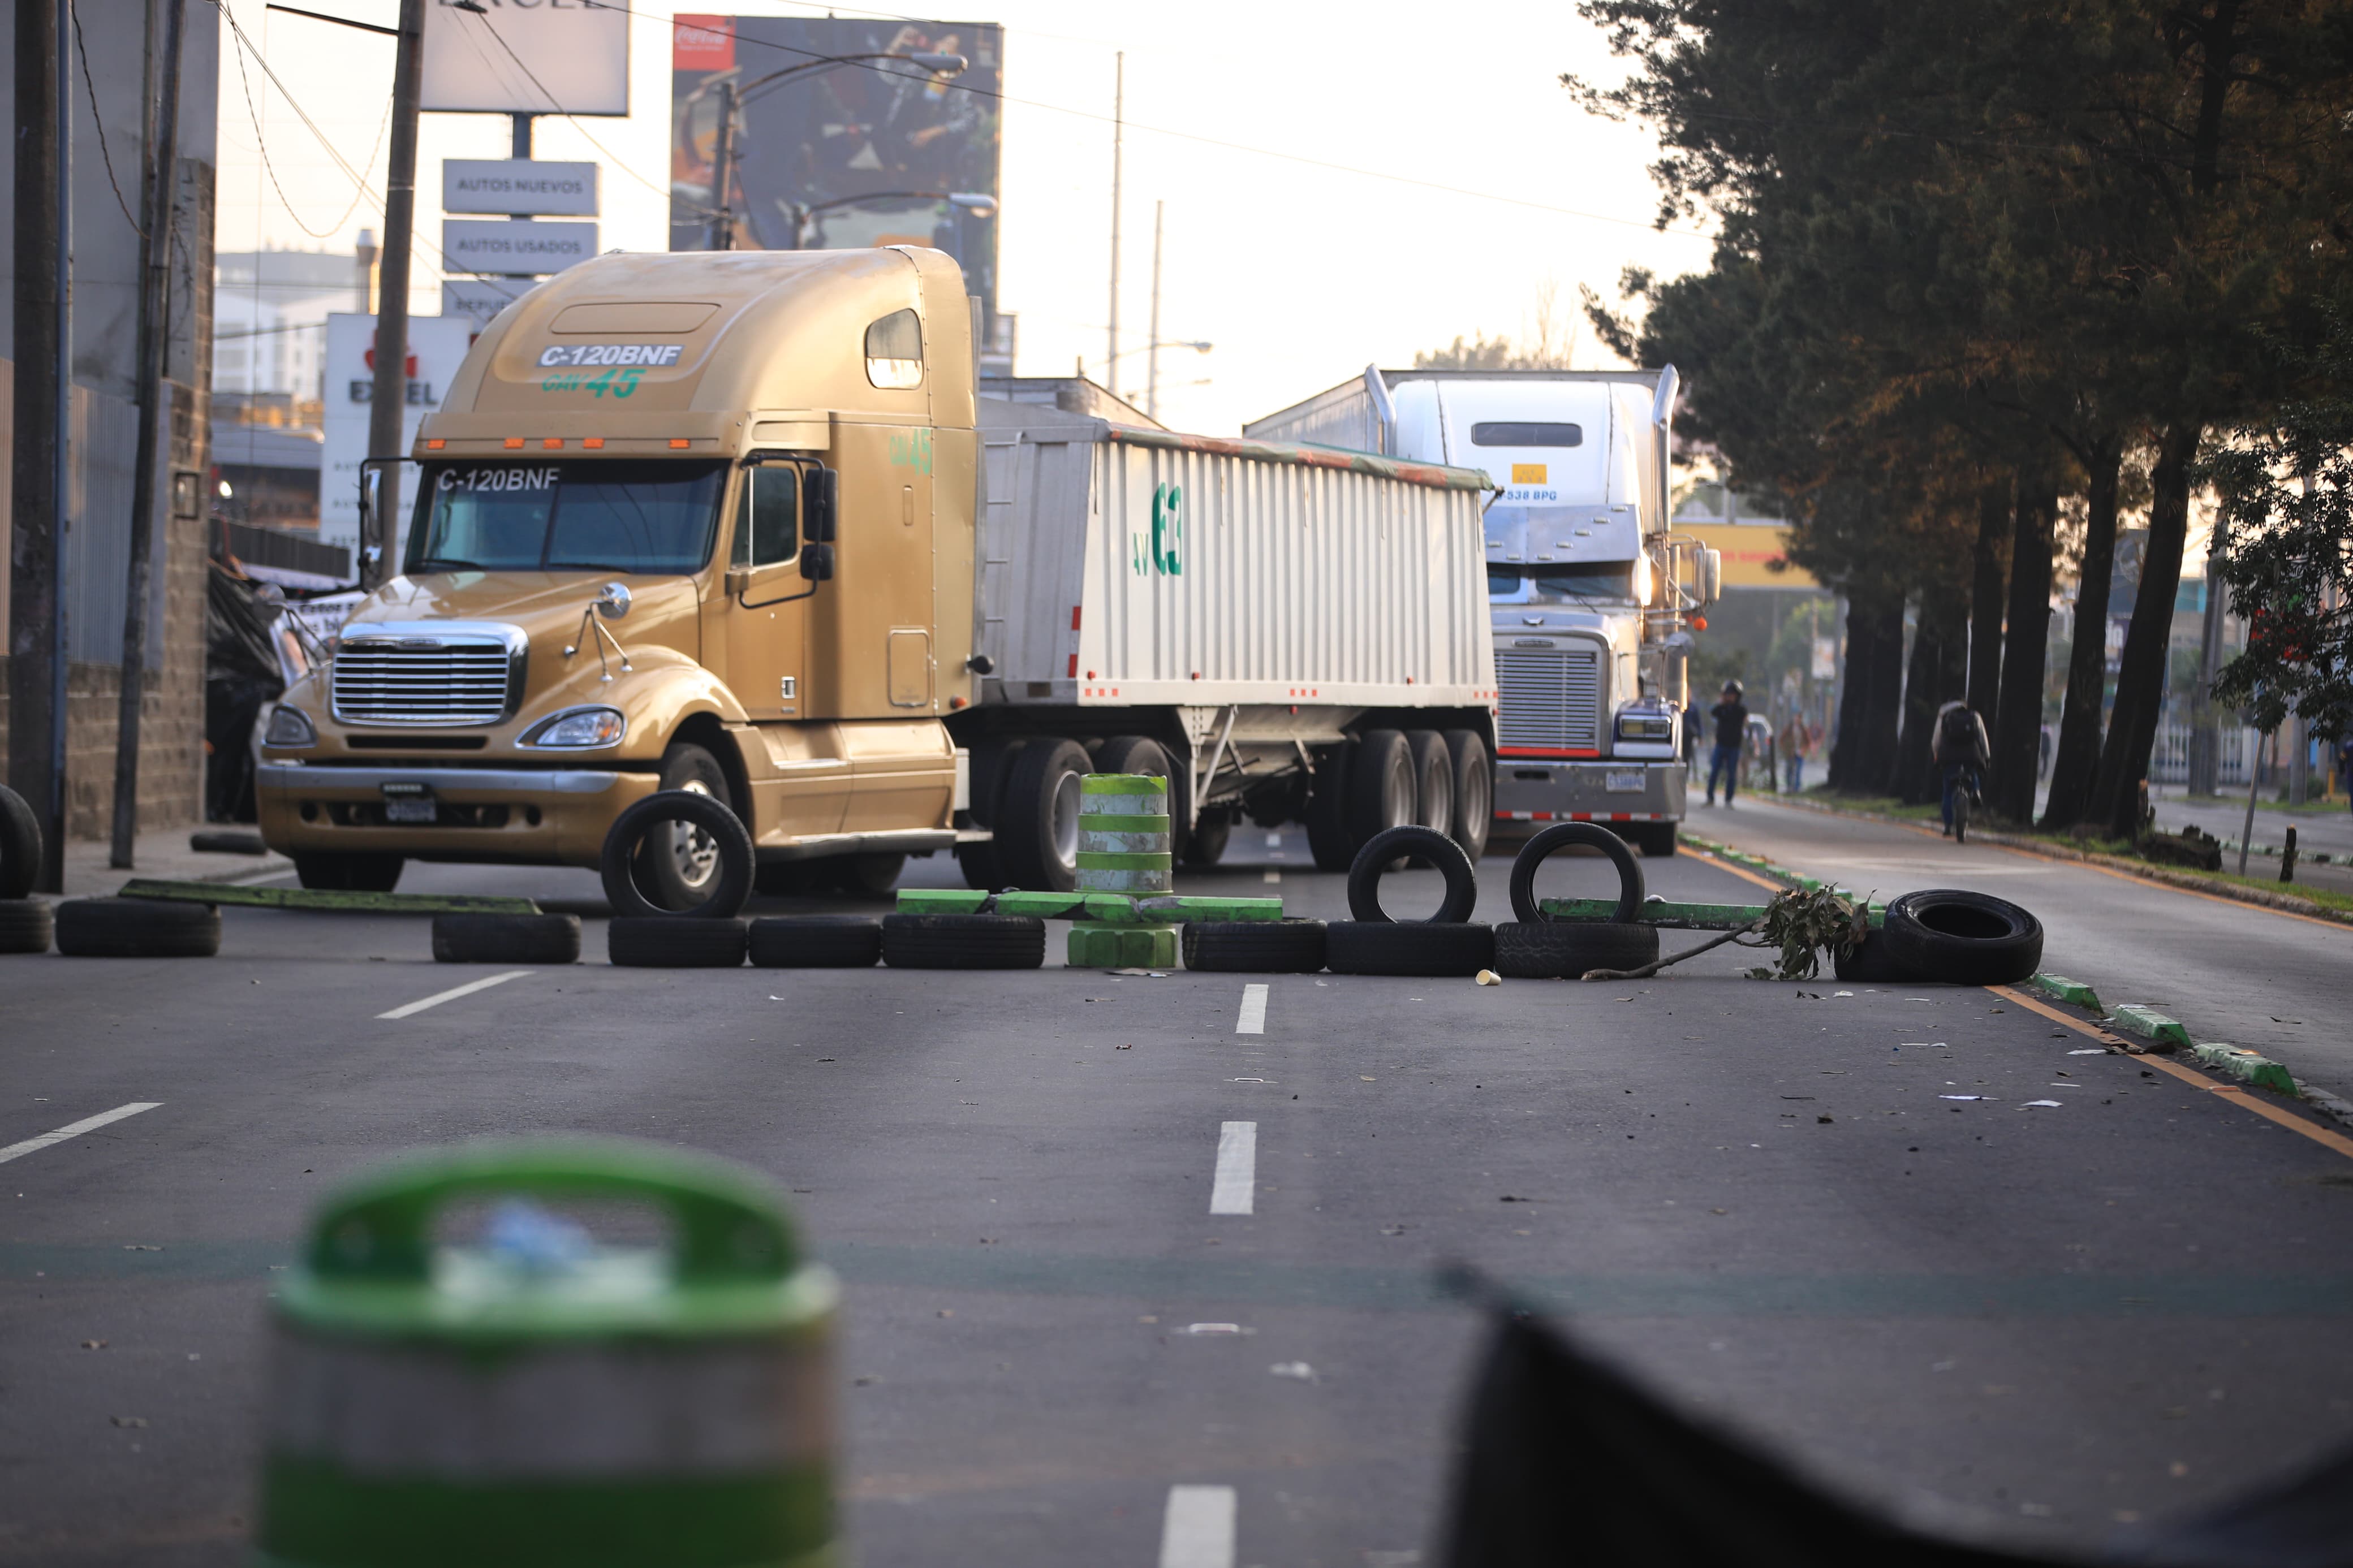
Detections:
[1475, 969, 1501, 986]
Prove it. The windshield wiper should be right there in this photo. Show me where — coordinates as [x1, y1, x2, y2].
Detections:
[412, 556, 491, 572]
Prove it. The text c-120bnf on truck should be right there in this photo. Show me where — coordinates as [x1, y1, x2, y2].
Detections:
[254, 247, 1510, 903]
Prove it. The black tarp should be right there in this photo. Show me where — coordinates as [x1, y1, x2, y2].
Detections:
[1441, 1306, 2353, 1568]
[205, 562, 285, 822]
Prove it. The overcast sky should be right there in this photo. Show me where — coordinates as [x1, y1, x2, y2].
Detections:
[213, 0, 1713, 435]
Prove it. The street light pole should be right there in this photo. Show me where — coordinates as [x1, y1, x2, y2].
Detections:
[1147, 199, 1163, 420]
[706, 79, 738, 250]
[364, 0, 425, 591]
[1107, 51, 1122, 387]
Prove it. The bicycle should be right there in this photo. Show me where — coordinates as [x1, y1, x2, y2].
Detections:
[1949, 766, 1981, 844]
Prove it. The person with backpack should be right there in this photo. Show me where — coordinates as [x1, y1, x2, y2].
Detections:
[1705, 680, 1749, 807]
[1931, 699, 1991, 837]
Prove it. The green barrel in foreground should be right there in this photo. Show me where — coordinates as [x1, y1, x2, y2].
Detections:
[1075, 773, 1173, 896]
[256, 1139, 838, 1568]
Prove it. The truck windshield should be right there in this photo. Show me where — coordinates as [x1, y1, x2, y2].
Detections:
[1489, 565, 1636, 604]
[406, 461, 726, 575]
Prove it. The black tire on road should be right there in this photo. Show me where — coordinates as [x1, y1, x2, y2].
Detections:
[1304, 742, 1357, 872]
[953, 739, 1017, 892]
[1405, 731, 1453, 841]
[54, 897, 222, 958]
[1442, 729, 1492, 862]
[1184, 810, 1232, 867]
[606, 915, 747, 968]
[0, 785, 42, 900]
[1347, 730, 1416, 856]
[189, 830, 268, 856]
[293, 851, 406, 892]
[1509, 822, 1645, 925]
[748, 915, 884, 967]
[993, 738, 1091, 893]
[1493, 920, 1660, 979]
[1325, 919, 1494, 977]
[1630, 821, 1679, 858]
[1182, 918, 1327, 973]
[881, 912, 1046, 970]
[1833, 932, 1916, 983]
[1880, 888, 2043, 986]
[1347, 825, 1479, 923]
[431, 912, 580, 965]
[0, 899, 54, 954]
[601, 790, 755, 919]
[635, 743, 737, 912]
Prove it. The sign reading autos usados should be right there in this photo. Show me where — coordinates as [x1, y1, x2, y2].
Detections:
[422, 0, 630, 117]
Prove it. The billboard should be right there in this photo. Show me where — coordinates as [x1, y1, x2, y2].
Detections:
[669, 16, 1001, 321]
[320, 314, 477, 571]
[423, 0, 630, 116]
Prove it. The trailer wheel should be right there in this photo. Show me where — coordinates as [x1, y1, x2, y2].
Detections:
[430, 913, 581, 965]
[54, 897, 222, 958]
[1405, 732, 1454, 847]
[601, 790, 755, 919]
[1493, 920, 1660, 978]
[1304, 742, 1356, 872]
[1509, 822, 1644, 925]
[1184, 810, 1231, 867]
[881, 912, 1046, 969]
[293, 852, 405, 892]
[1441, 730, 1492, 862]
[994, 738, 1091, 893]
[0, 786, 44, 899]
[1630, 822, 1679, 858]
[1182, 918, 1325, 973]
[606, 915, 748, 968]
[1880, 889, 2042, 985]
[0, 899, 55, 954]
[1348, 731, 1416, 856]
[749, 914, 884, 967]
[1347, 826, 1478, 923]
[1097, 735, 1193, 853]
[1325, 919, 1494, 977]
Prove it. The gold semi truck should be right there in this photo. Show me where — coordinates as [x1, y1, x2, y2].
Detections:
[257, 248, 1498, 902]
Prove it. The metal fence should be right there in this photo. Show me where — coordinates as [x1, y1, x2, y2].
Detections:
[2149, 723, 2262, 786]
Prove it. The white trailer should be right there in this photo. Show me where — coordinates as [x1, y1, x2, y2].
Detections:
[1246, 368, 1718, 858]
[946, 392, 1499, 890]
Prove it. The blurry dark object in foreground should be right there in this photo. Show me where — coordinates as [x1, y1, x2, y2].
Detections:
[1441, 1302, 2353, 1568]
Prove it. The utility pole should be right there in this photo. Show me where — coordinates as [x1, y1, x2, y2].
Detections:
[1146, 199, 1163, 421]
[365, 0, 427, 590]
[11, 0, 73, 892]
[111, 0, 189, 870]
[1105, 51, 1122, 388]
[706, 80, 738, 251]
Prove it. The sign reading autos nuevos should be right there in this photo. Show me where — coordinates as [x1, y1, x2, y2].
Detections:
[443, 219, 598, 278]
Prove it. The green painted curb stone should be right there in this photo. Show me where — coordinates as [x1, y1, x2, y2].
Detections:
[1136, 896, 1285, 922]
[895, 889, 990, 914]
[2108, 1005, 2192, 1050]
[2192, 1043, 2299, 1096]
[994, 891, 1085, 919]
[1067, 923, 1178, 969]
[1080, 895, 1149, 925]
[119, 879, 540, 916]
[2029, 973, 2102, 1012]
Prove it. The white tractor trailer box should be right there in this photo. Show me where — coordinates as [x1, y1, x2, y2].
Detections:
[944, 394, 1501, 890]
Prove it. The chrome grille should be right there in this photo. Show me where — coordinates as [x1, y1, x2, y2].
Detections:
[1496, 646, 1600, 750]
[331, 639, 518, 726]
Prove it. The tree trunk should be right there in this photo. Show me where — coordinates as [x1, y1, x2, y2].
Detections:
[2092, 419, 2203, 837]
[1828, 597, 1871, 790]
[1895, 590, 1967, 804]
[1991, 470, 2057, 824]
[1856, 599, 1907, 794]
[1967, 480, 2009, 718]
[2040, 434, 2124, 831]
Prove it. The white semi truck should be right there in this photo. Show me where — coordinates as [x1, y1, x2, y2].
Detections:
[1246, 367, 1716, 857]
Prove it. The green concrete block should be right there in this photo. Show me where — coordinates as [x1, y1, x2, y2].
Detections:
[896, 889, 991, 914]
[1066, 923, 1178, 969]
[1135, 895, 1284, 922]
[2109, 1005, 2192, 1049]
[994, 891, 1085, 919]
[2030, 973, 2102, 1012]
[1081, 894, 1142, 924]
[2193, 1043, 2299, 1096]
[118, 879, 539, 915]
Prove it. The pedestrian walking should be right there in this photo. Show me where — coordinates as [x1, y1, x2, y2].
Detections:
[1778, 714, 1807, 792]
[1932, 698, 1991, 837]
[1704, 681, 1749, 807]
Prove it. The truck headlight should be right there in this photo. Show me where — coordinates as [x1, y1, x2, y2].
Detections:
[519, 706, 627, 749]
[262, 705, 317, 748]
[1614, 709, 1674, 742]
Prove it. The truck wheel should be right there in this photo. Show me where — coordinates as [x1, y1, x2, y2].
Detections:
[1442, 730, 1492, 861]
[1182, 918, 1326, 973]
[606, 915, 747, 968]
[0, 785, 44, 899]
[1494, 920, 1659, 979]
[638, 744, 736, 912]
[748, 914, 884, 967]
[1509, 822, 1644, 924]
[0, 899, 55, 954]
[881, 912, 1046, 969]
[1184, 810, 1231, 867]
[1631, 822, 1679, 858]
[601, 791, 755, 919]
[829, 852, 907, 897]
[1325, 919, 1494, 977]
[54, 897, 222, 958]
[994, 738, 1090, 893]
[292, 852, 406, 893]
[1405, 732, 1453, 841]
[1348, 826, 1478, 923]
[955, 740, 1016, 891]
[1304, 742, 1356, 872]
[1348, 731, 1416, 853]
[431, 913, 581, 965]
[1880, 889, 2042, 985]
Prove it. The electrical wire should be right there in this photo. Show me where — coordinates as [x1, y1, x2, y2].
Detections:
[442, 8, 675, 201]
[221, 2, 391, 240]
[72, 0, 145, 237]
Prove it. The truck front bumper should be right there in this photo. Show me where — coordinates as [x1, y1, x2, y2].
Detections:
[256, 763, 662, 868]
[1491, 758, 1687, 827]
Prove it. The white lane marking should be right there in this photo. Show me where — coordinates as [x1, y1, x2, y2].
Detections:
[377, 970, 534, 1020]
[1158, 1484, 1237, 1568]
[1235, 983, 1268, 1034]
[1262, 868, 1281, 883]
[1210, 1122, 1257, 1215]
[0, 1103, 163, 1166]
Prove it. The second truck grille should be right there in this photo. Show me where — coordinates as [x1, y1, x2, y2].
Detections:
[1495, 647, 1600, 751]
[331, 641, 517, 727]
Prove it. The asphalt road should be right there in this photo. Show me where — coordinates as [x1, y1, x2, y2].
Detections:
[1692, 797, 2353, 1107]
[4, 831, 2351, 1566]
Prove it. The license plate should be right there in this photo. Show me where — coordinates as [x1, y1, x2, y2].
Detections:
[1604, 770, 1644, 794]
[382, 787, 437, 824]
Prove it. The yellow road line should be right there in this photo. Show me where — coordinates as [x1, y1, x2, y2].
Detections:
[1686, 845, 1789, 897]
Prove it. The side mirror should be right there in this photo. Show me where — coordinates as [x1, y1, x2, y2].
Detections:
[1699, 547, 1723, 606]
[800, 543, 835, 582]
[806, 466, 838, 544]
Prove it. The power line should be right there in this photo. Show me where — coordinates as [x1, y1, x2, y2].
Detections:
[71, 0, 144, 237]
[221, 3, 390, 240]
[442, 10, 676, 202]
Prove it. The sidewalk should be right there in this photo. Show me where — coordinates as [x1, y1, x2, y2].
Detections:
[56, 828, 294, 900]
